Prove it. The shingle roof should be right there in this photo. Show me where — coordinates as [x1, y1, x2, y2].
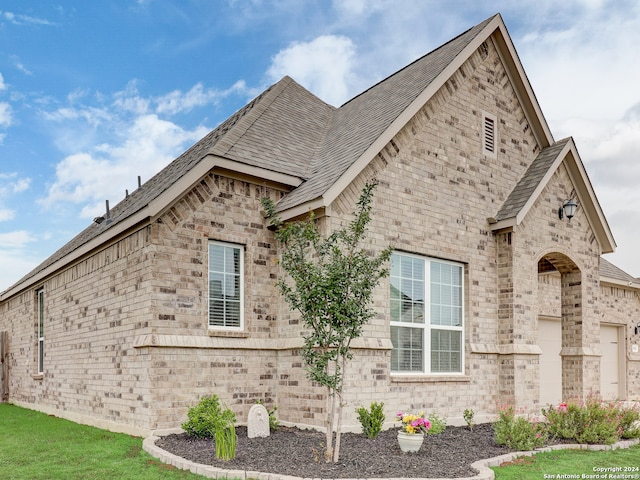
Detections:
[600, 257, 637, 284]
[494, 138, 571, 222]
[8, 78, 333, 290]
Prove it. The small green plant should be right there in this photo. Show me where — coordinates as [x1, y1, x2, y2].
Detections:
[355, 401, 385, 439]
[427, 413, 446, 435]
[493, 406, 547, 451]
[182, 394, 237, 460]
[463, 408, 475, 431]
[256, 399, 279, 431]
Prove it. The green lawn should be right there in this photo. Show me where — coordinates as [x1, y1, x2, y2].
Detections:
[0, 403, 206, 480]
[493, 444, 640, 480]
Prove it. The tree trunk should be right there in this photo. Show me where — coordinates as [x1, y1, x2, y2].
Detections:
[332, 352, 348, 462]
[332, 391, 344, 462]
[324, 387, 335, 462]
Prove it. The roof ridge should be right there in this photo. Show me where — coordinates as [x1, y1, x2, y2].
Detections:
[209, 77, 295, 158]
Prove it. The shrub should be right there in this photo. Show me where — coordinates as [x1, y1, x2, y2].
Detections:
[355, 402, 385, 439]
[493, 406, 547, 451]
[543, 400, 640, 445]
[427, 413, 447, 435]
[182, 395, 237, 460]
[182, 395, 225, 438]
[618, 405, 640, 439]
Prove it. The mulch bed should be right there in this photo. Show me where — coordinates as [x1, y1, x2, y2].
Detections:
[155, 423, 512, 478]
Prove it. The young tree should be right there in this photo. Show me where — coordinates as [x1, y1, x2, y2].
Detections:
[262, 181, 392, 462]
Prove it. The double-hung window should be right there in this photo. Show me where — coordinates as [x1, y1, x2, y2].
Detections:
[208, 241, 243, 330]
[36, 288, 44, 374]
[390, 252, 464, 374]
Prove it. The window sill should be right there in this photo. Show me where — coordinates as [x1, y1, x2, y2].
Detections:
[207, 330, 249, 338]
[391, 374, 470, 383]
[32, 374, 44, 381]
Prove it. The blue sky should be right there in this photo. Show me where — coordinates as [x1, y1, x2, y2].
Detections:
[1, 0, 640, 291]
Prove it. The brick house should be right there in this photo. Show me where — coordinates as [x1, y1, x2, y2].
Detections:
[1, 13, 639, 437]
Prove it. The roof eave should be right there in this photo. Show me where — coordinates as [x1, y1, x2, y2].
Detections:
[600, 276, 640, 289]
[0, 155, 303, 300]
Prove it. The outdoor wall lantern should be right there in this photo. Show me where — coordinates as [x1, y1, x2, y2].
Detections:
[635, 322, 640, 335]
[558, 199, 578, 220]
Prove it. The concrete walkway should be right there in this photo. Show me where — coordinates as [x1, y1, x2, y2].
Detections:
[143, 435, 640, 480]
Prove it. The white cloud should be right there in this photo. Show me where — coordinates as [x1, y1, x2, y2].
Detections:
[0, 208, 14, 221]
[0, 230, 39, 292]
[155, 80, 248, 115]
[0, 230, 35, 248]
[0, 10, 54, 26]
[40, 113, 209, 219]
[0, 173, 30, 221]
[267, 35, 357, 106]
[0, 102, 12, 127]
[0, 72, 6, 90]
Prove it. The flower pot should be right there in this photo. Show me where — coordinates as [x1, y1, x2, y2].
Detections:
[397, 431, 424, 453]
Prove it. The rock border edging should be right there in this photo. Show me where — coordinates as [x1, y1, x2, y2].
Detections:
[143, 435, 640, 480]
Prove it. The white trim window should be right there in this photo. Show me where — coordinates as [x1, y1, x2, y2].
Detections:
[37, 288, 44, 374]
[390, 252, 464, 374]
[208, 241, 244, 330]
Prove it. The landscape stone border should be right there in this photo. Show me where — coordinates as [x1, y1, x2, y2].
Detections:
[143, 435, 640, 480]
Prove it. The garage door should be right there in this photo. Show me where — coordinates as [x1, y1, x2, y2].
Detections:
[539, 318, 562, 407]
[600, 324, 621, 401]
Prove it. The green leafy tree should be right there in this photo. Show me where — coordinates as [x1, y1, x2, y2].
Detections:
[262, 181, 392, 462]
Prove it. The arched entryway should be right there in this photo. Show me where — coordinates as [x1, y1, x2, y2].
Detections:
[537, 252, 584, 407]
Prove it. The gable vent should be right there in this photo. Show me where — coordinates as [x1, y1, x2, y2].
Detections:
[479, 41, 489, 60]
[482, 112, 497, 157]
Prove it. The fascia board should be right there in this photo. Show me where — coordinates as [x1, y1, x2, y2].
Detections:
[488, 139, 616, 254]
[600, 276, 640, 289]
[487, 218, 516, 231]
[0, 209, 152, 299]
[275, 198, 327, 222]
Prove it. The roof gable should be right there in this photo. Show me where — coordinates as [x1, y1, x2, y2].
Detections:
[275, 13, 554, 217]
[489, 137, 615, 254]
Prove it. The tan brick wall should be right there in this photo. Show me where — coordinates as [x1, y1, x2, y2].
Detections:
[0, 228, 155, 434]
